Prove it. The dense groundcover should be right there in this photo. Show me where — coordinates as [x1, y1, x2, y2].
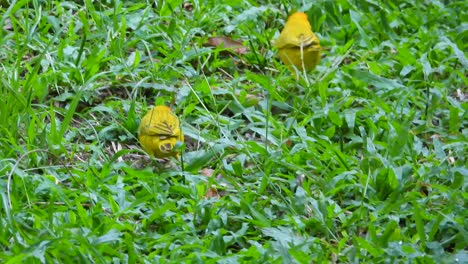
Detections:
[0, 0, 466, 263]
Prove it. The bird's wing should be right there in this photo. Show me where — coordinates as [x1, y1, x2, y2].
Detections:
[147, 120, 177, 137]
[283, 34, 318, 48]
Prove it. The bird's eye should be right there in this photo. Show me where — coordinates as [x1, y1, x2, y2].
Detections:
[160, 143, 174, 152]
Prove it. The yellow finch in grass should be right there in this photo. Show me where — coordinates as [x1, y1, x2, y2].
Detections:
[275, 12, 321, 76]
[138, 105, 184, 158]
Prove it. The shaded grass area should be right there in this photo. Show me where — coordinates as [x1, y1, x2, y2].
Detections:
[0, 0, 467, 262]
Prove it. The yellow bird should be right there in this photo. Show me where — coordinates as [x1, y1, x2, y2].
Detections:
[275, 12, 321, 75]
[138, 105, 184, 158]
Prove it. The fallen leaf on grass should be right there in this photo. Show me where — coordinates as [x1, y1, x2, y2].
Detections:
[182, 2, 193, 11]
[200, 168, 223, 198]
[204, 36, 249, 55]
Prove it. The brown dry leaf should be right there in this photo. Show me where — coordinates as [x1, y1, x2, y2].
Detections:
[200, 168, 215, 177]
[204, 36, 249, 55]
[205, 188, 220, 199]
[199, 168, 221, 199]
[182, 2, 193, 11]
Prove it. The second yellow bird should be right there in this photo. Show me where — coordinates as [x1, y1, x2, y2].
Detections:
[275, 12, 321, 74]
[138, 105, 184, 158]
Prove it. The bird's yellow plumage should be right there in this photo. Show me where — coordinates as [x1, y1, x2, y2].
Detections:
[275, 12, 321, 75]
[138, 105, 184, 158]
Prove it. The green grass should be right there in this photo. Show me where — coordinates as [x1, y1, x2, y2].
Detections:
[1, 0, 467, 262]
